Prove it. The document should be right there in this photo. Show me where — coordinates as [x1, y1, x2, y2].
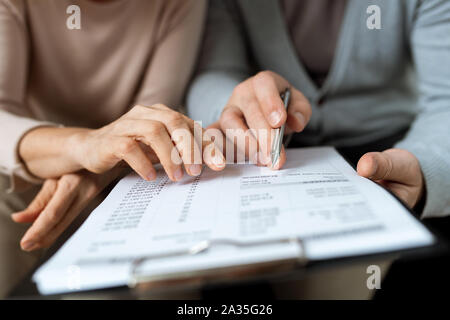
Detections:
[33, 147, 434, 294]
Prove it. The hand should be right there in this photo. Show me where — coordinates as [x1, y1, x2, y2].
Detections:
[357, 149, 425, 209]
[12, 169, 123, 251]
[19, 105, 225, 181]
[214, 71, 312, 169]
[72, 104, 225, 182]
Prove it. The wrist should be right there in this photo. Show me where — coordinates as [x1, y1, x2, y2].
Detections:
[19, 126, 51, 162]
[18, 126, 92, 178]
[67, 128, 95, 170]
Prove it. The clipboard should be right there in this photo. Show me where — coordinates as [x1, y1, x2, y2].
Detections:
[11, 198, 444, 299]
[126, 212, 443, 296]
[124, 179, 445, 297]
[128, 237, 308, 294]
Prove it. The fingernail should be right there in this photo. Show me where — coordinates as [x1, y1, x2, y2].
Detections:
[269, 111, 282, 126]
[174, 168, 184, 181]
[213, 154, 226, 168]
[22, 241, 35, 251]
[190, 164, 202, 176]
[147, 171, 156, 181]
[294, 112, 306, 129]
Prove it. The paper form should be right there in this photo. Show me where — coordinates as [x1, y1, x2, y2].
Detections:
[33, 147, 434, 294]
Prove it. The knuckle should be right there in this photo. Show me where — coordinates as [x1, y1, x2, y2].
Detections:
[41, 180, 58, 195]
[135, 104, 147, 110]
[166, 112, 185, 128]
[70, 174, 83, 184]
[152, 103, 169, 111]
[148, 121, 166, 137]
[59, 176, 80, 191]
[232, 82, 248, 97]
[254, 70, 271, 81]
[117, 139, 136, 156]
[114, 119, 131, 132]
[47, 210, 61, 224]
[130, 105, 145, 114]
[89, 167, 104, 174]
[44, 179, 58, 189]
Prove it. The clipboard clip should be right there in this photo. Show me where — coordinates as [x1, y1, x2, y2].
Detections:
[128, 237, 308, 292]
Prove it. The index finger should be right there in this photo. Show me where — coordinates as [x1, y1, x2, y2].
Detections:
[252, 71, 290, 128]
[181, 115, 226, 171]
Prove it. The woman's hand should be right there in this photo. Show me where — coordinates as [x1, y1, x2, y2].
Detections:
[12, 169, 123, 251]
[19, 104, 225, 181]
[357, 149, 425, 209]
[213, 71, 312, 169]
[72, 104, 225, 182]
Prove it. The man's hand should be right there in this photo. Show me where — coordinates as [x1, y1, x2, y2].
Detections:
[11, 169, 123, 251]
[213, 71, 312, 169]
[357, 149, 425, 209]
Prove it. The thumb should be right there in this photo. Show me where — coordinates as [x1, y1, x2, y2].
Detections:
[357, 149, 418, 185]
[12, 179, 58, 223]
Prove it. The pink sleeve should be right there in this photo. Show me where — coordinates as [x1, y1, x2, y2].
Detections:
[134, 0, 207, 109]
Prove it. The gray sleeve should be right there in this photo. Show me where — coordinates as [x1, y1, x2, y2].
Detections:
[395, 0, 450, 218]
[186, 0, 253, 127]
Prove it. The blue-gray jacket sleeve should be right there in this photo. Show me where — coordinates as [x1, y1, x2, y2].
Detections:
[186, 0, 252, 127]
[396, 0, 450, 218]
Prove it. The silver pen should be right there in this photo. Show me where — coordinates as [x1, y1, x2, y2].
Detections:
[270, 88, 291, 166]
